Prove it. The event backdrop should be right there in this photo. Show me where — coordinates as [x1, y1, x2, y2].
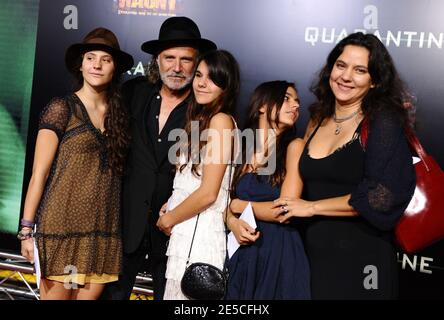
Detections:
[2, 0, 444, 298]
[0, 0, 39, 235]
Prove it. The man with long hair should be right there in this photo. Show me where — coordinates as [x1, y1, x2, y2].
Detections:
[102, 16, 216, 300]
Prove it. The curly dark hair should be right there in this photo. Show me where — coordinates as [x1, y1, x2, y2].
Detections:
[146, 56, 160, 84]
[309, 32, 411, 126]
[72, 58, 130, 176]
[180, 49, 240, 176]
[231, 81, 298, 196]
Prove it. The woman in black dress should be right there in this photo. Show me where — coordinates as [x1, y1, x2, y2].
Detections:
[274, 32, 416, 299]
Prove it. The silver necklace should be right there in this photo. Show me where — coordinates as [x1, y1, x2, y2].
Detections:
[333, 110, 360, 135]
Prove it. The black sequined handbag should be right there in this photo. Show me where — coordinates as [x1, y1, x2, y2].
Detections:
[180, 147, 234, 300]
[180, 183, 231, 300]
[181, 261, 227, 300]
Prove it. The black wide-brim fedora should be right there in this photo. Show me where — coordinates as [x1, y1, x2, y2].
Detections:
[65, 28, 134, 74]
[141, 16, 217, 55]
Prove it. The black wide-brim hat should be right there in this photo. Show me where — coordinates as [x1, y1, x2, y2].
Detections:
[65, 27, 134, 74]
[141, 16, 217, 55]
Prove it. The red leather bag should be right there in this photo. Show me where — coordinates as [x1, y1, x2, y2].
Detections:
[361, 119, 444, 253]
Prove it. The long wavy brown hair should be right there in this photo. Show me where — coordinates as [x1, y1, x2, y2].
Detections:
[309, 32, 411, 126]
[180, 49, 240, 176]
[230, 81, 298, 197]
[72, 58, 130, 176]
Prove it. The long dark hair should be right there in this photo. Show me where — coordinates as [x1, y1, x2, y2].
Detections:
[180, 49, 240, 176]
[146, 56, 160, 84]
[72, 59, 130, 176]
[309, 32, 410, 126]
[231, 81, 298, 195]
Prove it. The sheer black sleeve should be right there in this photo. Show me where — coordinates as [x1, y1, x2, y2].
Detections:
[349, 110, 416, 231]
[38, 97, 71, 141]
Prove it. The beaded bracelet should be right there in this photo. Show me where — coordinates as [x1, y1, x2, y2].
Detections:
[17, 229, 34, 241]
[20, 219, 35, 228]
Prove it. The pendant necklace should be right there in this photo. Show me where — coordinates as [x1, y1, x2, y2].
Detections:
[333, 109, 360, 135]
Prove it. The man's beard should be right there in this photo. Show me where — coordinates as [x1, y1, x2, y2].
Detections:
[159, 70, 193, 91]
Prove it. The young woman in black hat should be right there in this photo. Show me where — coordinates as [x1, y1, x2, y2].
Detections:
[19, 27, 133, 300]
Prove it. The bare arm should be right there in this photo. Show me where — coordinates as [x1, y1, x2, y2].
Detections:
[229, 198, 280, 222]
[228, 138, 306, 222]
[156, 113, 234, 236]
[225, 205, 260, 245]
[312, 195, 357, 215]
[280, 138, 304, 198]
[21, 129, 59, 262]
[274, 137, 357, 223]
[274, 195, 358, 221]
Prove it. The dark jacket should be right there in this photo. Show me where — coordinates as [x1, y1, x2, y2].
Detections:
[121, 77, 188, 254]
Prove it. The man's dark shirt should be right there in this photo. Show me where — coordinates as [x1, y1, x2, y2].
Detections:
[146, 84, 190, 166]
[121, 77, 191, 254]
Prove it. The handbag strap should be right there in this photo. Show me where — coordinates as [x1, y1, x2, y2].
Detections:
[186, 212, 200, 265]
[360, 117, 431, 172]
[185, 118, 236, 266]
[404, 126, 431, 172]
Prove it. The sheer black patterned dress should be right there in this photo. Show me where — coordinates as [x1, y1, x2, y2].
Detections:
[299, 111, 415, 299]
[34, 94, 122, 285]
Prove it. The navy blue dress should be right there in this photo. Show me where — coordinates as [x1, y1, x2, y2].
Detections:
[226, 173, 311, 300]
